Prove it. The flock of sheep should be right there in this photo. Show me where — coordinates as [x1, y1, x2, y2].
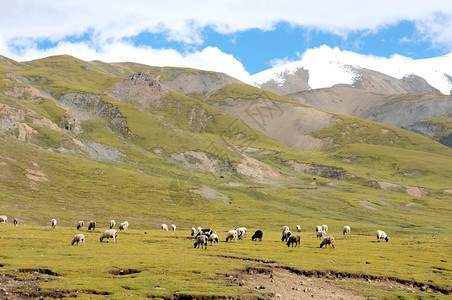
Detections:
[0, 215, 390, 248]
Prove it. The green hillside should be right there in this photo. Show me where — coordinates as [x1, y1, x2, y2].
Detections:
[0, 55, 451, 299]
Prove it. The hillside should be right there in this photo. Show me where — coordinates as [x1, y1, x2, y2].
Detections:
[0, 55, 451, 298]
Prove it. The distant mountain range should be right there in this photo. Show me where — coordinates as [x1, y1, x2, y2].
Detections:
[248, 46, 452, 147]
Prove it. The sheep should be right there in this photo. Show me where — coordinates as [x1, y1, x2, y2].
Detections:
[51, 218, 57, 228]
[100, 229, 118, 243]
[236, 227, 247, 240]
[287, 235, 300, 247]
[282, 225, 289, 232]
[76, 221, 84, 230]
[198, 228, 213, 237]
[13, 218, 19, 227]
[109, 220, 115, 229]
[88, 221, 96, 231]
[71, 234, 85, 246]
[161, 224, 168, 231]
[296, 225, 301, 232]
[281, 229, 291, 242]
[171, 224, 176, 231]
[316, 231, 326, 239]
[343, 226, 351, 237]
[376, 230, 390, 242]
[320, 236, 335, 248]
[0, 215, 7, 224]
[191, 227, 196, 236]
[225, 230, 238, 242]
[194, 234, 208, 249]
[208, 233, 219, 246]
[321, 224, 328, 233]
[119, 222, 128, 231]
[252, 230, 263, 242]
[315, 225, 322, 233]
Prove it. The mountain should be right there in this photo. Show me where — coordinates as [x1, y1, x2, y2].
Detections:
[249, 45, 452, 95]
[1, 54, 452, 298]
[248, 46, 452, 146]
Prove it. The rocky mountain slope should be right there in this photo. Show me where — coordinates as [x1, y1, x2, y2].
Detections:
[248, 48, 452, 146]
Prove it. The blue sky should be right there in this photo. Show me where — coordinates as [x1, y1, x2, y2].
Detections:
[1, 1, 451, 81]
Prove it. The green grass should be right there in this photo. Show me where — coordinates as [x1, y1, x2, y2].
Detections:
[0, 226, 450, 299]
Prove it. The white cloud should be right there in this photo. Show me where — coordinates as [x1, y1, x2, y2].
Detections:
[1, 0, 452, 82]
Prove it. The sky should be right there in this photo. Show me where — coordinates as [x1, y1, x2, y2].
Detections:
[1, 1, 452, 82]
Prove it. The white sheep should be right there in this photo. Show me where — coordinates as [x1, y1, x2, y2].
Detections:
[376, 230, 390, 242]
[236, 227, 247, 239]
[119, 221, 128, 231]
[343, 226, 351, 237]
[281, 229, 292, 242]
[71, 234, 85, 246]
[100, 229, 118, 243]
[51, 218, 57, 228]
[321, 224, 328, 233]
[13, 218, 19, 227]
[315, 225, 322, 233]
[208, 233, 219, 245]
[296, 225, 301, 232]
[161, 224, 168, 231]
[194, 234, 208, 249]
[191, 227, 196, 236]
[0, 215, 8, 224]
[225, 230, 238, 242]
[109, 220, 116, 229]
[316, 231, 326, 239]
[171, 224, 176, 231]
[77, 221, 84, 230]
[320, 236, 335, 248]
[282, 225, 289, 232]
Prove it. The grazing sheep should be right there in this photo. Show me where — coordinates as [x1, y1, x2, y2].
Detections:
[343, 226, 351, 237]
[225, 230, 238, 242]
[296, 225, 301, 232]
[316, 231, 326, 239]
[194, 234, 208, 249]
[281, 229, 292, 242]
[171, 224, 176, 231]
[320, 236, 335, 248]
[109, 220, 116, 229]
[71, 234, 85, 246]
[287, 235, 300, 247]
[321, 224, 328, 233]
[208, 233, 219, 245]
[191, 227, 196, 236]
[51, 218, 57, 228]
[252, 230, 263, 241]
[376, 230, 390, 242]
[0, 215, 7, 224]
[236, 227, 247, 240]
[161, 224, 168, 231]
[119, 222, 128, 231]
[88, 221, 96, 231]
[199, 228, 213, 237]
[13, 218, 19, 227]
[100, 229, 118, 243]
[315, 225, 322, 233]
[77, 221, 84, 230]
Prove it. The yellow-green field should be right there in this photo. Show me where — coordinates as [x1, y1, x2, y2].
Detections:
[0, 224, 451, 299]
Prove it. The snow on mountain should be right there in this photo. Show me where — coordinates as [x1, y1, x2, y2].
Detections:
[248, 45, 452, 95]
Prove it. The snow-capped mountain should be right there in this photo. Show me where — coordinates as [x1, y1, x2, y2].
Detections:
[248, 45, 452, 95]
